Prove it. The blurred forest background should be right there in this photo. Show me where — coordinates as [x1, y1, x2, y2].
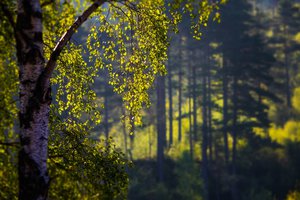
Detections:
[108, 0, 300, 199]
[1, 0, 300, 199]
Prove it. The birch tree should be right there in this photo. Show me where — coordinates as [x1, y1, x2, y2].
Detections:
[0, 0, 224, 199]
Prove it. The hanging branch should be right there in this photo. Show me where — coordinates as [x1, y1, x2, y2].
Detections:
[41, 0, 106, 90]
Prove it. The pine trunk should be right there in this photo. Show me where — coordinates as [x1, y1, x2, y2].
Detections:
[284, 26, 291, 108]
[192, 58, 198, 141]
[129, 115, 135, 160]
[222, 59, 229, 164]
[157, 75, 166, 182]
[188, 60, 193, 159]
[167, 59, 173, 147]
[178, 54, 183, 142]
[121, 106, 128, 157]
[231, 76, 239, 200]
[207, 56, 213, 162]
[201, 66, 209, 200]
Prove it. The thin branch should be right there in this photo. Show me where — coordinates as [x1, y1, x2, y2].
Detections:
[0, 141, 20, 147]
[120, 1, 139, 12]
[41, 0, 106, 90]
[109, 2, 131, 20]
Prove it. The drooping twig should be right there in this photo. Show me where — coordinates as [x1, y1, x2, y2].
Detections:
[41, 0, 106, 90]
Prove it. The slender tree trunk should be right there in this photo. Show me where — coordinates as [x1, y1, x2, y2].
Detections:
[158, 75, 166, 147]
[157, 75, 166, 182]
[104, 74, 109, 141]
[167, 59, 173, 147]
[232, 77, 238, 165]
[129, 116, 135, 161]
[16, 1, 50, 199]
[284, 25, 291, 108]
[192, 57, 198, 141]
[121, 106, 128, 158]
[149, 125, 152, 158]
[188, 60, 193, 159]
[222, 58, 229, 164]
[231, 76, 239, 200]
[178, 50, 183, 142]
[207, 56, 213, 162]
[201, 66, 209, 200]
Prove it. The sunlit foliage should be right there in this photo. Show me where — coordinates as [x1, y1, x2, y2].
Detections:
[0, 0, 226, 198]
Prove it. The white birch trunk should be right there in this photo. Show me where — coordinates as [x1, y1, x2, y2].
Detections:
[15, 0, 105, 198]
[16, 0, 50, 199]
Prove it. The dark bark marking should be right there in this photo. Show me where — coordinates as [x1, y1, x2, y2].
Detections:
[24, 44, 45, 65]
[34, 32, 43, 42]
[32, 11, 42, 19]
[20, 76, 51, 130]
[17, 14, 32, 30]
[19, 148, 49, 200]
[39, 136, 48, 141]
[20, 79, 36, 84]
[22, 1, 42, 19]
[20, 96, 40, 129]
[20, 136, 30, 146]
[44, 87, 52, 105]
